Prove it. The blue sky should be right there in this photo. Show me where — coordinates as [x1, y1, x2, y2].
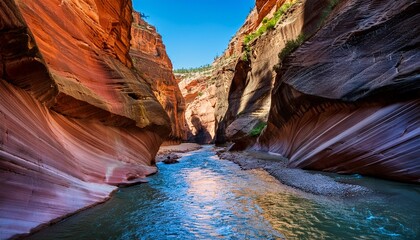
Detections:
[133, 0, 255, 69]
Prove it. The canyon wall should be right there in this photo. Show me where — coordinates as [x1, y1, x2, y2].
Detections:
[179, 0, 332, 146]
[177, 0, 289, 145]
[257, 0, 420, 183]
[210, 0, 419, 182]
[214, 0, 332, 148]
[0, 0, 171, 238]
[130, 12, 187, 144]
[177, 70, 216, 144]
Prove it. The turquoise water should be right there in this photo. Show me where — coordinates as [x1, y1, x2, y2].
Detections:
[29, 146, 420, 240]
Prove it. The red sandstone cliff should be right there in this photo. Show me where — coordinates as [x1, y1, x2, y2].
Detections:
[215, 0, 315, 146]
[223, 0, 286, 58]
[177, 70, 216, 144]
[130, 12, 187, 143]
[212, 0, 419, 182]
[179, 0, 304, 145]
[0, 0, 171, 238]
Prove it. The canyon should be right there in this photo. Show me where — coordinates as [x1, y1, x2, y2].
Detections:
[179, 0, 419, 182]
[130, 12, 187, 144]
[0, 0, 419, 239]
[0, 0, 178, 238]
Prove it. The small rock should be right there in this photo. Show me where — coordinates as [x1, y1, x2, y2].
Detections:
[163, 155, 180, 164]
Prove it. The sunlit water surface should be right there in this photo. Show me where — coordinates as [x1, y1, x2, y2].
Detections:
[29, 146, 420, 239]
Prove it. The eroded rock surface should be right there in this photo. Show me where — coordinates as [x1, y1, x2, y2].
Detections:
[0, 0, 171, 238]
[215, 0, 330, 147]
[178, 71, 216, 144]
[207, 0, 419, 182]
[130, 12, 187, 143]
[257, 0, 420, 182]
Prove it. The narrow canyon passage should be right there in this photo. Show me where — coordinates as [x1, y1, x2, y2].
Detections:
[28, 146, 420, 239]
[1, 0, 419, 238]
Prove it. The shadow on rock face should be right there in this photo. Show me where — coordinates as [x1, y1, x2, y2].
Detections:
[190, 116, 212, 144]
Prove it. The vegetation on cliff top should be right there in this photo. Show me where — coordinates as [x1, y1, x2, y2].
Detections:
[242, 1, 297, 61]
[275, 0, 341, 68]
[174, 64, 212, 74]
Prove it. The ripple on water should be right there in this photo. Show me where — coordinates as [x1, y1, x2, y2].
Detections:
[29, 146, 420, 240]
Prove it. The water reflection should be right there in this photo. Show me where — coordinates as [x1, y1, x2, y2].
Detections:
[256, 184, 419, 239]
[29, 146, 419, 240]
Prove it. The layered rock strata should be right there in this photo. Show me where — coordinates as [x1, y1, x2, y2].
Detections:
[178, 71, 216, 144]
[207, 0, 419, 182]
[178, 0, 293, 146]
[130, 12, 187, 143]
[215, 0, 331, 148]
[0, 0, 171, 238]
[257, 0, 420, 182]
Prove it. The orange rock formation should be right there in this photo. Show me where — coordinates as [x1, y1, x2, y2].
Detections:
[178, 72, 217, 143]
[0, 0, 172, 238]
[195, 0, 419, 182]
[130, 12, 187, 143]
[215, 0, 315, 146]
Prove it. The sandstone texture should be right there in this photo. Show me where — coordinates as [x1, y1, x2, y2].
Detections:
[180, 0, 329, 146]
[179, 0, 289, 146]
[224, 0, 284, 58]
[215, 0, 331, 148]
[257, 0, 420, 182]
[0, 0, 171, 238]
[207, 0, 419, 182]
[178, 70, 216, 144]
[130, 12, 187, 143]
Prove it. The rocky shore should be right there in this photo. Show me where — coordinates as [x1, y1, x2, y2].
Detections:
[217, 149, 370, 197]
[156, 143, 202, 163]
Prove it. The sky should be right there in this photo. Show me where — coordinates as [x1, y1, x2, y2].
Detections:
[133, 0, 255, 70]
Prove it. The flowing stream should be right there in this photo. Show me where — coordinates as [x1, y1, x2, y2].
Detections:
[29, 146, 420, 239]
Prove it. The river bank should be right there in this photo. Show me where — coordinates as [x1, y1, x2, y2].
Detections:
[159, 144, 370, 197]
[217, 148, 371, 197]
[28, 145, 420, 239]
[156, 143, 202, 163]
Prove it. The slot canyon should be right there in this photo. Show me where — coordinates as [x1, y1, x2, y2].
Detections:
[0, 0, 419, 239]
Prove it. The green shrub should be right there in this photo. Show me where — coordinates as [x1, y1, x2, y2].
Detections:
[278, 34, 306, 61]
[241, 44, 251, 62]
[249, 122, 267, 137]
[318, 0, 341, 28]
[243, 32, 258, 46]
[273, 0, 341, 71]
[242, 1, 297, 61]
[174, 64, 212, 74]
[241, 52, 249, 62]
[266, 18, 277, 30]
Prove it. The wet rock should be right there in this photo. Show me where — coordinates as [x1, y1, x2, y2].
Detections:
[163, 157, 180, 164]
[156, 153, 181, 163]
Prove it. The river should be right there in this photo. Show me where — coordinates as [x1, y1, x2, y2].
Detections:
[29, 146, 420, 239]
